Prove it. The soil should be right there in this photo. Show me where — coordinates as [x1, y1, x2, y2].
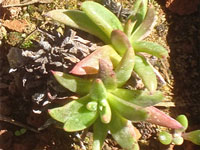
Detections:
[0, 0, 200, 150]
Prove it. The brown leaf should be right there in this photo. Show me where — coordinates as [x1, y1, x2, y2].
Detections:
[2, 19, 29, 32]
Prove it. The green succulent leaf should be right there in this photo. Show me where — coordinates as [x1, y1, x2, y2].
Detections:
[48, 95, 98, 132]
[130, 5, 157, 42]
[99, 99, 112, 124]
[93, 118, 108, 150]
[158, 131, 172, 145]
[107, 93, 148, 121]
[115, 46, 135, 87]
[52, 71, 92, 95]
[45, 10, 110, 44]
[172, 134, 184, 145]
[111, 30, 132, 56]
[182, 130, 200, 145]
[145, 106, 183, 129]
[108, 111, 140, 150]
[81, 1, 123, 38]
[86, 101, 98, 112]
[176, 115, 188, 132]
[133, 41, 169, 58]
[111, 88, 164, 107]
[99, 59, 117, 90]
[90, 79, 107, 101]
[124, 19, 137, 37]
[134, 55, 157, 92]
[70, 45, 121, 75]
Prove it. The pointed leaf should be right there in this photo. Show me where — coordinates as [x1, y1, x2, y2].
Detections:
[111, 88, 164, 107]
[90, 79, 107, 101]
[107, 93, 148, 121]
[108, 111, 140, 150]
[115, 46, 135, 87]
[52, 71, 92, 95]
[48, 95, 98, 132]
[130, 6, 157, 42]
[134, 55, 157, 92]
[111, 30, 132, 56]
[46, 10, 110, 44]
[99, 99, 112, 124]
[93, 118, 108, 150]
[133, 41, 169, 58]
[182, 130, 200, 145]
[145, 106, 183, 129]
[81, 1, 123, 38]
[99, 59, 117, 89]
[70, 45, 121, 75]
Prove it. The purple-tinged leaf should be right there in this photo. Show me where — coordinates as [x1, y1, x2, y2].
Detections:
[145, 106, 183, 129]
[134, 55, 157, 92]
[70, 45, 121, 75]
[99, 59, 117, 89]
[130, 6, 157, 42]
[111, 30, 132, 56]
[107, 93, 148, 121]
[182, 130, 200, 145]
[81, 1, 123, 39]
[48, 95, 98, 132]
[111, 88, 164, 107]
[93, 118, 108, 150]
[132, 41, 169, 58]
[52, 71, 92, 95]
[108, 111, 140, 150]
[45, 10, 110, 44]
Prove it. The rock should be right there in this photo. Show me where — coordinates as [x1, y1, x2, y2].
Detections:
[166, 0, 200, 15]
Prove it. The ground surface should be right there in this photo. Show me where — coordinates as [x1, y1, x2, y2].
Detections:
[0, 0, 200, 150]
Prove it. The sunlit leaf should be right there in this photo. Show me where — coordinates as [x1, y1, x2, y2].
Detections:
[52, 71, 92, 95]
[107, 93, 148, 121]
[70, 45, 121, 75]
[46, 10, 110, 44]
[158, 131, 172, 145]
[182, 130, 200, 145]
[81, 1, 123, 38]
[130, 6, 157, 42]
[133, 41, 169, 58]
[93, 118, 108, 150]
[99, 99, 112, 124]
[145, 106, 183, 129]
[134, 55, 157, 92]
[108, 111, 140, 150]
[48, 95, 98, 132]
[111, 88, 163, 107]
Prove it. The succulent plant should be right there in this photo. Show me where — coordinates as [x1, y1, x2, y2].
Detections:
[158, 115, 200, 146]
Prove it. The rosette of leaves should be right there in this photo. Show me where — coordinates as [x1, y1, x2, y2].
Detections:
[49, 34, 182, 150]
[46, 0, 168, 93]
[158, 115, 200, 146]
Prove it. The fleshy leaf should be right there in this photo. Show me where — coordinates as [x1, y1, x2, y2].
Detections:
[48, 95, 98, 132]
[124, 19, 137, 37]
[108, 111, 140, 150]
[90, 79, 107, 101]
[111, 30, 132, 56]
[70, 45, 121, 75]
[93, 118, 108, 150]
[182, 130, 200, 145]
[45, 10, 110, 44]
[130, 5, 157, 42]
[158, 131, 172, 145]
[145, 106, 183, 129]
[111, 88, 164, 107]
[99, 59, 117, 90]
[81, 1, 123, 38]
[133, 41, 169, 58]
[134, 55, 157, 92]
[172, 134, 184, 145]
[52, 71, 92, 95]
[175, 115, 188, 132]
[115, 45, 135, 87]
[107, 93, 148, 121]
[99, 99, 112, 124]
